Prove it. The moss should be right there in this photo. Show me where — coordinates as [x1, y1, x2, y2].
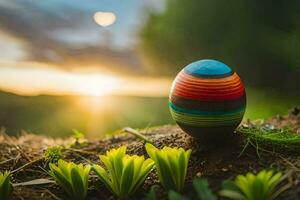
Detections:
[237, 124, 300, 152]
[43, 146, 63, 163]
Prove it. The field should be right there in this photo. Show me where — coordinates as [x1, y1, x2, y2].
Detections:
[0, 88, 298, 138]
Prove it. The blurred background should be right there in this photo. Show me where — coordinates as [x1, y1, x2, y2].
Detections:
[0, 0, 299, 137]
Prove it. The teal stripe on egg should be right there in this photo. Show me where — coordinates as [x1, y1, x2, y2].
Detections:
[169, 102, 245, 116]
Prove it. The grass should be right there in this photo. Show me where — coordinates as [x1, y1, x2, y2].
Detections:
[237, 124, 300, 152]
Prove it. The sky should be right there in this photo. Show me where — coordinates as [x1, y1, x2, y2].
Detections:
[0, 0, 168, 96]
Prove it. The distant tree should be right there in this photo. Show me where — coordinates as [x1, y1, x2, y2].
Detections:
[139, 0, 300, 91]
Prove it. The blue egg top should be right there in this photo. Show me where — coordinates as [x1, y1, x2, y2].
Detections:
[184, 59, 233, 78]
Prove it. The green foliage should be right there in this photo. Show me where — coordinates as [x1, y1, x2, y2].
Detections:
[0, 171, 13, 200]
[238, 124, 300, 152]
[44, 146, 63, 163]
[140, 0, 300, 91]
[145, 143, 191, 191]
[93, 146, 154, 199]
[168, 190, 189, 200]
[219, 170, 284, 200]
[143, 185, 158, 200]
[49, 160, 91, 200]
[72, 129, 84, 140]
[193, 178, 217, 200]
[164, 178, 217, 200]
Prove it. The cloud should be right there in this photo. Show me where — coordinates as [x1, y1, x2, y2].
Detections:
[0, 0, 144, 74]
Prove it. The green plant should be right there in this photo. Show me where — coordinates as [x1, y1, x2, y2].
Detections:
[168, 190, 189, 200]
[237, 124, 300, 152]
[219, 170, 285, 200]
[166, 178, 217, 200]
[193, 178, 217, 200]
[49, 159, 91, 200]
[145, 143, 191, 191]
[143, 185, 158, 200]
[72, 129, 85, 144]
[44, 146, 63, 163]
[0, 171, 13, 200]
[93, 146, 154, 199]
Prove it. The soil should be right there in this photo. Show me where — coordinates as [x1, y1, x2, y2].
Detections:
[267, 107, 300, 133]
[1, 107, 300, 200]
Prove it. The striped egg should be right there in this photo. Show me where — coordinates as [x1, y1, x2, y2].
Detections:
[169, 59, 246, 141]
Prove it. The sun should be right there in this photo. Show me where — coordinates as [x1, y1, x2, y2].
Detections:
[74, 75, 119, 114]
[73, 74, 120, 96]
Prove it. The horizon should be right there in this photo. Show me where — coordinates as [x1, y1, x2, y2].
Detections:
[0, 61, 172, 97]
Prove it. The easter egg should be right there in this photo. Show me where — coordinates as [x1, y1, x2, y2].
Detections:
[169, 59, 246, 141]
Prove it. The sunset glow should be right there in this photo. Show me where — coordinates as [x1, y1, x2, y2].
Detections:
[0, 62, 172, 97]
[72, 74, 120, 96]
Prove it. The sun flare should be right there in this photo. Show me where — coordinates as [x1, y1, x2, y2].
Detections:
[73, 74, 120, 96]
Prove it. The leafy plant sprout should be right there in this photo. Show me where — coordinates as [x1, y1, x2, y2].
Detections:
[0, 171, 13, 200]
[168, 190, 189, 200]
[143, 185, 158, 200]
[49, 160, 91, 200]
[219, 170, 287, 200]
[93, 145, 154, 199]
[145, 143, 191, 191]
[193, 178, 217, 200]
[144, 178, 217, 200]
[43, 146, 63, 164]
[72, 129, 85, 145]
[143, 178, 217, 200]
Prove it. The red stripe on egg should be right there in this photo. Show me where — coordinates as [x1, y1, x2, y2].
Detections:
[170, 71, 245, 101]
